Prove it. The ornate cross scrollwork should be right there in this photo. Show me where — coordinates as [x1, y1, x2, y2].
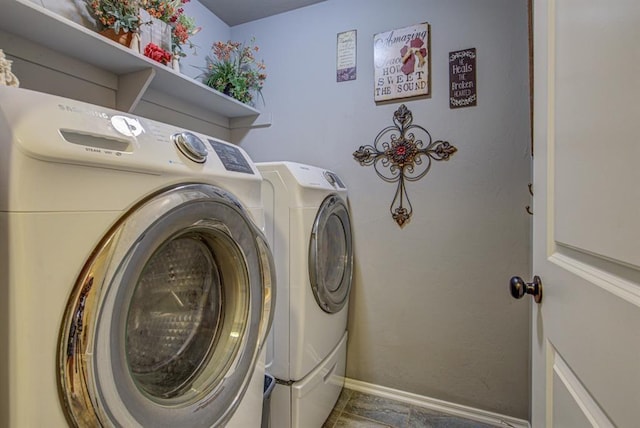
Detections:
[353, 104, 457, 227]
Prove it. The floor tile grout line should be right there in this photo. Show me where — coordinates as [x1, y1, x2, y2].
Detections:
[338, 410, 397, 427]
[330, 408, 341, 428]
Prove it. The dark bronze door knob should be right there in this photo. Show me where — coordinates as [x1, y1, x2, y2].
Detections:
[510, 275, 543, 303]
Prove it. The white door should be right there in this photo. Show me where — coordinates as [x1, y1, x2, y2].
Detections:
[530, 0, 640, 426]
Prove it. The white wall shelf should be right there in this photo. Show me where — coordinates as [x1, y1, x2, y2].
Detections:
[0, 0, 261, 120]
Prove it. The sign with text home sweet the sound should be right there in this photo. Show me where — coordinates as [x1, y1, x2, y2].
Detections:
[374, 23, 430, 102]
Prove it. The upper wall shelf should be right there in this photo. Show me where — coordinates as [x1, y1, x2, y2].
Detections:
[0, 0, 260, 120]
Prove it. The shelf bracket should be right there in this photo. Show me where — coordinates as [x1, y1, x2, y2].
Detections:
[116, 68, 156, 113]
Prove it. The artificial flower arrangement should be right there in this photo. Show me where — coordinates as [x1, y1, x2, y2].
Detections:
[85, 0, 198, 67]
[139, 0, 200, 62]
[200, 38, 267, 106]
[85, 0, 140, 36]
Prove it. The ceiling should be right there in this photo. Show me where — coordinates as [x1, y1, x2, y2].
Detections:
[199, 0, 327, 26]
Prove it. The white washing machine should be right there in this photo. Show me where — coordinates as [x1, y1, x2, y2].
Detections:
[0, 87, 275, 427]
[257, 161, 353, 428]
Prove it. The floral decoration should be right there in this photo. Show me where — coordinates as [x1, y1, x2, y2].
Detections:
[85, 0, 140, 34]
[140, 0, 199, 59]
[171, 13, 200, 58]
[140, 0, 179, 22]
[200, 38, 267, 105]
[0, 49, 19, 88]
[144, 42, 172, 65]
[400, 37, 427, 75]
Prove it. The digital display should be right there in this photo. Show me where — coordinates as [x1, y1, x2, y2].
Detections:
[208, 140, 254, 174]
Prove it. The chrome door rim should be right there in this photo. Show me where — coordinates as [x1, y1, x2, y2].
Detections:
[59, 183, 274, 428]
[308, 194, 353, 314]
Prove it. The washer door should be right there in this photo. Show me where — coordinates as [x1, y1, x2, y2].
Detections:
[308, 194, 353, 313]
[59, 184, 274, 428]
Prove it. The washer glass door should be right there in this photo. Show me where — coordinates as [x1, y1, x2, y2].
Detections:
[59, 184, 274, 428]
[308, 194, 353, 313]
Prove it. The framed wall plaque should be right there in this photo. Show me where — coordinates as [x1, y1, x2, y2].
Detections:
[449, 48, 477, 108]
[337, 30, 357, 82]
[374, 23, 430, 102]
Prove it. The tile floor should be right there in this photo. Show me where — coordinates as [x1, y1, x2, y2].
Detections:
[322, 389, 507, 428]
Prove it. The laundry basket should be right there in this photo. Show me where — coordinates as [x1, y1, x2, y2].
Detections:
[262, 373, 276, 428]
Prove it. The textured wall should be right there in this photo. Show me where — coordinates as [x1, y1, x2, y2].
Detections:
[231, 0, 532, 419]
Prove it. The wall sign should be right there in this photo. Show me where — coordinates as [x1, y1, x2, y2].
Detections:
[449, 48, 477, 108]
[374, 23, 430, 102]
[337, 30, 357, 82]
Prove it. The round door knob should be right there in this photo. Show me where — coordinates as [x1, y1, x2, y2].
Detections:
[510, 275, 543, 303]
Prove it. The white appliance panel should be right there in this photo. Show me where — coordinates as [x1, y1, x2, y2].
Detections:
[291, 332, 348, 428]
[257, 161, 352, 428]
[0, 87, 271, 428]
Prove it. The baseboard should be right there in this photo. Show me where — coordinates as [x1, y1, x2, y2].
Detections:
[343, 378, 530, 428]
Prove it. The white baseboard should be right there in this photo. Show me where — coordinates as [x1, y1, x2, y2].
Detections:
[343, 378, 530, 428]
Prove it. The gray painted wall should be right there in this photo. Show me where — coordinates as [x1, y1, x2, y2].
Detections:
[5, 0, 531, 420]
[230, 0, 532, 419]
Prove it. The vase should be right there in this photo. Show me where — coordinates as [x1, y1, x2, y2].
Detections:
[129, 33, 141, 53]
[172, 57, 180, 73]
[99, 29, 134, 48]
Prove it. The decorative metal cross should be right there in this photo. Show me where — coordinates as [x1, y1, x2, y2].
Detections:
[353, 104, 457, 227]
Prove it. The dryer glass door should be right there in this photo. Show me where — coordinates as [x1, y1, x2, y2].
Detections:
[309, 194, 353, 313]
[59, 184, 274, 428]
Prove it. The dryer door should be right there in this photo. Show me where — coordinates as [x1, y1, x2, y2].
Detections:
[308, 194, 353, 313]
[59, 184, 274, 428]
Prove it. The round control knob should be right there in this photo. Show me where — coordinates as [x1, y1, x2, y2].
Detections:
[172, 132, 208, 163]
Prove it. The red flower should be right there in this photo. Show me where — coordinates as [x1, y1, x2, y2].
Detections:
[173, 23, 189, 44]
[144, 43, 172, 65]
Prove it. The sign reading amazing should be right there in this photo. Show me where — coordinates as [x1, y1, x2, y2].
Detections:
[374, 23, 430, 102]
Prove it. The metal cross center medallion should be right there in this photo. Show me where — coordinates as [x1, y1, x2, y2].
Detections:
[353, 104, 457, 227]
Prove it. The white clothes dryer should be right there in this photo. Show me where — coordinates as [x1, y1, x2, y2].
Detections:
[257, 161, 353, 428]
[0, 87, 275, 428]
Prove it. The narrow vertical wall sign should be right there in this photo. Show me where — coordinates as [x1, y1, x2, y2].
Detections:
[374, 23, 430, 102]
[449, 48, 477, 108]
[337, 30, 357, 82]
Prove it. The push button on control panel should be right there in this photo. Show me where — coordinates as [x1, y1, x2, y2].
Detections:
[323, 171, 345, 188]
[323, 171, 336, 186]
[172, 132, 208, 163]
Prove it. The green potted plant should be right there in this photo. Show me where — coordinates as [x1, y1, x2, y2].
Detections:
[85, 0, 140, 46]
[200, 38, 267, 106]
